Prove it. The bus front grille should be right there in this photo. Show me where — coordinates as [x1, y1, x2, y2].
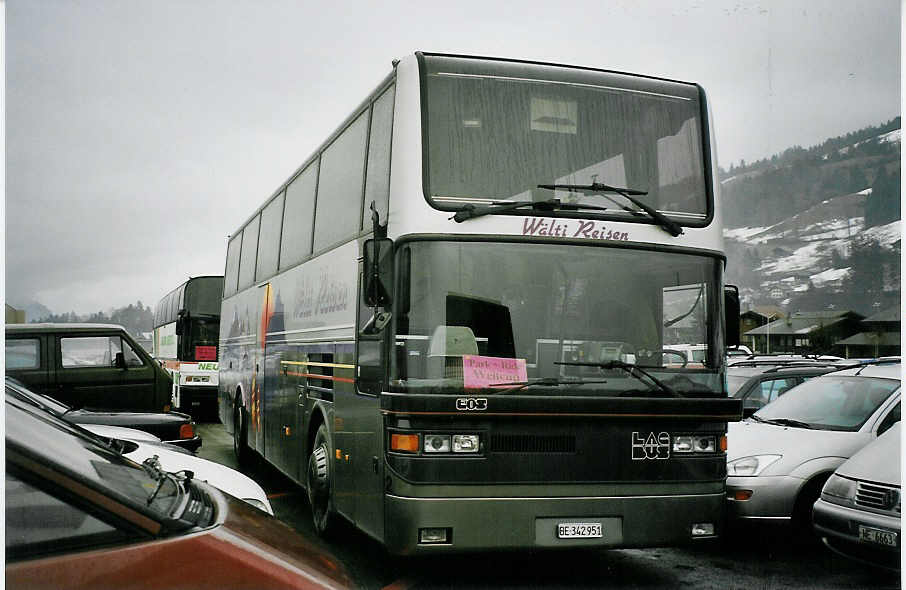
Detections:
[490, 434, 576, 454]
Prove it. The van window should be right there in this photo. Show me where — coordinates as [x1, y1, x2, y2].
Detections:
[6, 339, 40, 369]
[61, 337, 144, 368]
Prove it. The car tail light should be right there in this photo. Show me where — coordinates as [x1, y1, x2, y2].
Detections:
[179, 423, 195, 439]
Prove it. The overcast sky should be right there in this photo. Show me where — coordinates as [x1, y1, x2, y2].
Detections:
[5, 0, 901, 315]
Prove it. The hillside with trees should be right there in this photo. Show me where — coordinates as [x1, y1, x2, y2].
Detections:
[720, 118, 900, 316]
[35, 301, 154, 338]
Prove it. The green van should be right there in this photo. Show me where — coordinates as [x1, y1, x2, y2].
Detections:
[5, 323, 173, 412]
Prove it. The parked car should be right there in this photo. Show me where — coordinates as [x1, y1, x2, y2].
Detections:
[6, 378, 201, 451]
[5, 323, 173, 412]
[5, 392, 351, 589]
[727, 364, 841, 416]
[813, 422, 901, 570]
[7, 385, 269, 513]
[725, 361, 900, 535]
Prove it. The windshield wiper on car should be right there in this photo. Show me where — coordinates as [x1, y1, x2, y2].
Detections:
[758, 417, 813, 429]
[450, 198, 609, 223]
[555, 360, 681, 397]
[489, 376, 611, 395]
[537, 182, 683, 237]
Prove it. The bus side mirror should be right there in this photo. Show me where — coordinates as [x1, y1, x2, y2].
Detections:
[362, 238, 393, 308]
[175, 309, 187, 336]
[724, 285, 741, 347]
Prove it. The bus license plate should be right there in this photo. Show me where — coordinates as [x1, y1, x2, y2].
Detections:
[557, 522, 602, 539]
[859, 525, 898, 547]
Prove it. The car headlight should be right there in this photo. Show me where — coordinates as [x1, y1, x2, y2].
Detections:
[243, 497, 273, 515]
[727, 454, 782, 476]
[821, 474, 857, 504]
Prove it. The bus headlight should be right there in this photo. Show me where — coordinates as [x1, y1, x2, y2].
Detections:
[424, 434, 451, 453]
[452, 434, 480, 453]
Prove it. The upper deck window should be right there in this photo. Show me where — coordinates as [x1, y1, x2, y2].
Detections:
[422, 56, 709, 223]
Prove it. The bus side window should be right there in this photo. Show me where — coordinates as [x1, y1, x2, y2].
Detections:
[313, 111, 368, 253]
[362, 84, 395, 230]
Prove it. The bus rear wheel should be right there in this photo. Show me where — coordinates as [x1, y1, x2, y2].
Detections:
[233, 397, 250, 468]
[307, 424, 336, 537]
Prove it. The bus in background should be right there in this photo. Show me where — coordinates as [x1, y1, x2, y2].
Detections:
[219, 52, 742, 555]
[153, 276, 223, 416]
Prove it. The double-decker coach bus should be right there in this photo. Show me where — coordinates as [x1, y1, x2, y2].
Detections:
[153, 276, 223, 415]
[219, 52, 743, 555]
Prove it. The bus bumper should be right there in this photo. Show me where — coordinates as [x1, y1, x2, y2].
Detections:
[174, 385, 219, 414]
[383, 491, 725, 555]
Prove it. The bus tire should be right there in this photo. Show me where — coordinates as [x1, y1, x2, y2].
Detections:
[307, 423, 336, 537]
[233, 396, 250, 468]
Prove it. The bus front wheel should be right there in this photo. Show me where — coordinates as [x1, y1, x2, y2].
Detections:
[307, 423, 336, 537]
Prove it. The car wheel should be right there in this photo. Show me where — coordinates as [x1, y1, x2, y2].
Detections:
[233, 396, 250, 468]
[307, 423, 336, 537]
[792, 474, 830, 544]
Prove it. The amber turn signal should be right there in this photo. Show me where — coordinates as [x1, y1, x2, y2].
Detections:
[391, 433, 420, 452]
[733, 490, 753, 501]
[719, 435, 727, 452]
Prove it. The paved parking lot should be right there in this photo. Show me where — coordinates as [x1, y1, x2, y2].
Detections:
[196, 422, 901, 590]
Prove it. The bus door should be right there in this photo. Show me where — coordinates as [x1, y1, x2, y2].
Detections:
[346, 265, 387, 541]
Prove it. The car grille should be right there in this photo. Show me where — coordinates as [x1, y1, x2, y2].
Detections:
[855, 481, 900, 513]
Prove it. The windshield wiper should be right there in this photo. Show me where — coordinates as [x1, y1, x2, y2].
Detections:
[489, 376, 611, 395]
[555, 360, 681, 397]
[450, 198, 609, 223]
[538, 182, 683, 237]
[760, 418, 813, 429]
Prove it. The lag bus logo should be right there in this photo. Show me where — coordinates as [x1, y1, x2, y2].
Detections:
[631, 432, 670, 460]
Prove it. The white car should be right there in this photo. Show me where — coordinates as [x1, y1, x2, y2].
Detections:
[726, 362, 900, 534]
[52, 419, 274, 515]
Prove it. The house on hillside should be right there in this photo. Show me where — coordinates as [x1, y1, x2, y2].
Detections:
[743, 310, 864, 355]
[740, 306, 785, 351]
[5, 304, 25, 324]
[836, 307, 901, 358]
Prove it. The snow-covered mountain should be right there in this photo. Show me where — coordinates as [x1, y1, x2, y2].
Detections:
[721, 122, 900, 314]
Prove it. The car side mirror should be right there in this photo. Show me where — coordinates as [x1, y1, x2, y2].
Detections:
[114, 352, 127, 370]
[742, 406, 757, 418]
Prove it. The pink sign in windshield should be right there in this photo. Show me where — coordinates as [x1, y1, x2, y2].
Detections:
[462, 355, 527, 389]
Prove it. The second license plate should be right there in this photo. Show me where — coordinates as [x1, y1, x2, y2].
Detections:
[557, 522, 603, 539]
[858, 525, 898, 547]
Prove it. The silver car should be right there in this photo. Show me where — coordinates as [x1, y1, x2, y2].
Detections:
[725, 362, 900, 533]
[813, 422, 900, 570]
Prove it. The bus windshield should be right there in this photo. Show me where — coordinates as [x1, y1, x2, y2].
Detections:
[391, 241, 723, 395]
[184, 277, 223, 316]
[422, 55, 708, 221]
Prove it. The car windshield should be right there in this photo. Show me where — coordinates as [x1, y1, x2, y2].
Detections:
[6, 398, 182, 517]
[422, 55, 708, 221]
[391, 240, 724, 396]
[727, 374, 754, 395]
[754, 374, 900, 431]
